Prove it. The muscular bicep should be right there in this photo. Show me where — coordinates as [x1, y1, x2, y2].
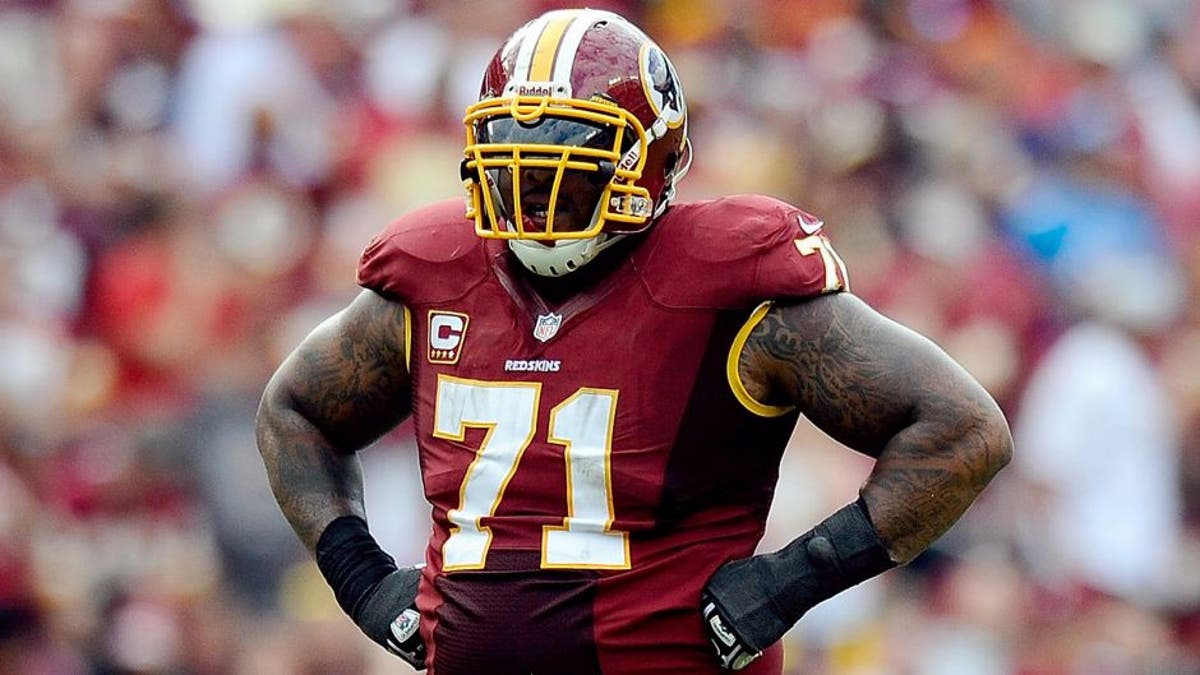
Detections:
[264, 289, 413, 451]
[739, 293, 1011, 561]
[739, 293, 995, 457]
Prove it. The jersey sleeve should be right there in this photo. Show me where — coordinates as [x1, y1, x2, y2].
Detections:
[749, 198, 848, 300]
[357, 199, 491, 305]
[635, 194, 849, 309]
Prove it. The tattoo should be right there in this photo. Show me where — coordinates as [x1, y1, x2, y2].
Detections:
[741, 293, 1011, 562]
[257, 290, 413, 552]
[289, 296, 410, 449]
[257, 406, 366, 552]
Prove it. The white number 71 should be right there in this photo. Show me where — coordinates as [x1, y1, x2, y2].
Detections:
[432, 375, 629, 571]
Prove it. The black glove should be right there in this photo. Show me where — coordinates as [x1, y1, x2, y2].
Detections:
[314, 516, 428, 671]
[700, 597, 761, 670]
[356, 567, 427, 670]
[700, 499, 895, 670]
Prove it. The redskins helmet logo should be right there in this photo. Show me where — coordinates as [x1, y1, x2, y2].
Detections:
[640, 44, 686, 129]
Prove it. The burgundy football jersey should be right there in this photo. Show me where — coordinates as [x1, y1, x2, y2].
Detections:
[357, 195, 848, 675]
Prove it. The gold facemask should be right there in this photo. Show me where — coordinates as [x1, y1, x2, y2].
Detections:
[462, 95, 653, 240]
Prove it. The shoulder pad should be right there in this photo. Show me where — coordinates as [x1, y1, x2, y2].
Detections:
[357, 199, 493, 305]
[632, 194, 847, 309]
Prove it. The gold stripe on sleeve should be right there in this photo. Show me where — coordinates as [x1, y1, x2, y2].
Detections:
[726, 301, 796, 418]
[403, 304, 412, 373]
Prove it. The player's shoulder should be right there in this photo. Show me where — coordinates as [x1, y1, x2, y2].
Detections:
[673, 193, 820, 242]
[357, 198, 493, 305]
[633, 194, 840, 309]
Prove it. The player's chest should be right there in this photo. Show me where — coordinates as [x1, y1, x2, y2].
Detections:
[412, 278, 710, 386]
[408, 278, 740, 537]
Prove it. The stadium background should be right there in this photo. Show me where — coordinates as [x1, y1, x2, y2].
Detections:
[1, 0, 1198, 672]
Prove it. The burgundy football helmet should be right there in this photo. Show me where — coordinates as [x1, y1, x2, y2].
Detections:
[462, 9, 691, 276]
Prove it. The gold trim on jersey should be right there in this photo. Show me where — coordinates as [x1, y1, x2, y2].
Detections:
[403, 305, 412, 373]
[727, 301, 796, 418]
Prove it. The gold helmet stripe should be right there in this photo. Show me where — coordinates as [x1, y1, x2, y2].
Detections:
[517, 10, 642, 90]
[528, 11, 578, 82]
[512, 13, 554, 82]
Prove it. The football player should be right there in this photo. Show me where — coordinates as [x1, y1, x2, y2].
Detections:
[256, 8, 1012, 674]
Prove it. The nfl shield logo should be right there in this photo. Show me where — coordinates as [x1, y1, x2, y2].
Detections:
[533, 313, 563, 342]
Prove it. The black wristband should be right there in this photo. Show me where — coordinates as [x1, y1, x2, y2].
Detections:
[701, 497, 897, 653]
[314, 516, 398, 619]
[770, 497, 896, 624]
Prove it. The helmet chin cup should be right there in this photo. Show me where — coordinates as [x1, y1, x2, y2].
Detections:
[509, 234, 624, 277]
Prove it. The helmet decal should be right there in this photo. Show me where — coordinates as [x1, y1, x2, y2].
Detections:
[640, 44, 686, 130]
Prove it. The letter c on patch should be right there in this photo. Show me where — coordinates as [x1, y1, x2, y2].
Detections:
[431, 315, 464, 349]
[428, 311, 469, 365]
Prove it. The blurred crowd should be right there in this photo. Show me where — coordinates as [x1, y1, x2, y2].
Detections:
[1, 0, 1198, 673]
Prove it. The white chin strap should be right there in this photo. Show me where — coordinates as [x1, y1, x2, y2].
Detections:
[508, 234, 625, 277]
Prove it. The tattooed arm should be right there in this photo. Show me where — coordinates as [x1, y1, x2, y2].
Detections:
[256, 289, 413, 552]
[257, 290, 427, 666]
[700, 292, 1011, 669]
[740, 292, 1013, 562]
